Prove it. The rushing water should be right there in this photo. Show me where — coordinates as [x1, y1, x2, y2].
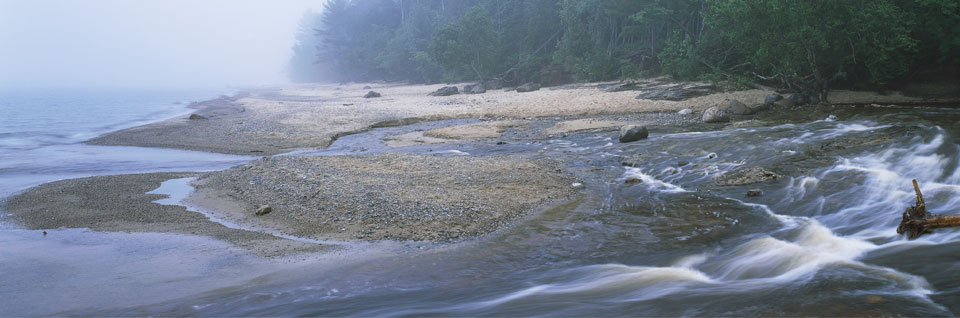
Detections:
[2, 88, 960, 316]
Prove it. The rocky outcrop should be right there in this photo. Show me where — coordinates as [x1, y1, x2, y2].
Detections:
[516, 82, 541, 93]
[702, 106, 730, 123]
[428, 86, 459, 96]
[618, 125, 649, 143]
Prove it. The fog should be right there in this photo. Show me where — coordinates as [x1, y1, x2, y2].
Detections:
[0, 0, 325, 89]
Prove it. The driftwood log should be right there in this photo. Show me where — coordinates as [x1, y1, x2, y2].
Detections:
[897, 180, 960, 238]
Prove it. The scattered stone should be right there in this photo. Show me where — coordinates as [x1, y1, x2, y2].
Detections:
[715, 167, 778, 186]
[188, 113, 207, 120]
[516, 82, 541, 93]
[364, 91, 381, 98]
[774, 98, 796, 108]
[746, 189, 763, 197]
[678, 108, 693, 115]
[428, 86, 459, 96]
[255, 205, 272, 216]
[765, 94, 783, 105]
[702, 106, 730, 123]
[618, 125, 649, 143]
[725, 99, 754, 115]
[463, 82, 486, 94]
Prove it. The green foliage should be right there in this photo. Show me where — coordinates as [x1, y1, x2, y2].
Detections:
[705, 0, 917, 95]
[290, 0, 955, 96]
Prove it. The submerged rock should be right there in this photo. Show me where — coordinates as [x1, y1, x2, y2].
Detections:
[364, 91, 381, 98]
[428, 86, 459, 96]
[702, 106, 730, 123]
[516, 82, 541, 93]
[715, 167, 778, 186]
[618, 125, 649, 143]
[255, 205, 272, 216]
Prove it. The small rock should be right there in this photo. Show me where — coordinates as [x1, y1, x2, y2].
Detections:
[188, 113, 207, 120]
[463, 82, 486, 94]
[707, 152, 718, 159]
[725, 99, 754, 115]
[618, 125, 649, 143]
[678, 161, 689, 167]
[625, 178, 642, 184]
[746, 189, 763, 197]
[496, 141, 506, 145]
[362, 85, 372, 89]
[765, 94, 783, 105]
[678, 108, 693, 115]
[342, 103, 354, 106]
[516, 82, 541, 93]
[428, 86, 459, 96]
[702, 106, 730, 123]
[364, 91, 381, 98]
[255, 205, 272, 216]
[571, 182, 585, 189]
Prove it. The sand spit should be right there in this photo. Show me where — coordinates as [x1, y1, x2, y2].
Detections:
[188, 153, 579, 242]
[1, 172, 329, 257]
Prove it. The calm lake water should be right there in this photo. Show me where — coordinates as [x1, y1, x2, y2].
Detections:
[2, 88, 960, 316]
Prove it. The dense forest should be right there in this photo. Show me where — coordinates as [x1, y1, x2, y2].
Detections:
[288, 0, 959, 99]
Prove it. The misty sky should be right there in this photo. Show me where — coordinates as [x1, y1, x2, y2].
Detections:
[0, 0, 326, 88]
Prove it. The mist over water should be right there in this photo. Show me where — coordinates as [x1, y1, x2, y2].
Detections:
[0, 0, 324, 89]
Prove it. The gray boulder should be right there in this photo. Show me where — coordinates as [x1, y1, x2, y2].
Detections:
[428, 86, 459, 96]
[463, 83, 486, 94]
[725, 99, 754, 115]
[364, 91, 381, 98]
[618, 125, 649, 143]
[765, 94, 783, 105]
[702, 106, 730, 123]
[516, 82, 541, 93]
[188, 113, 207, 120]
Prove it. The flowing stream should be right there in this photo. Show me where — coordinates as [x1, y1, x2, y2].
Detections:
[2, 88, 960, 316]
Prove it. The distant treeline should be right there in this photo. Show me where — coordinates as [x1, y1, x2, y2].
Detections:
[288, 0, 958, 98]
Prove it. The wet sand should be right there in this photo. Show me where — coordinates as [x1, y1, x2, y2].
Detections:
[1, 172, 330, 257]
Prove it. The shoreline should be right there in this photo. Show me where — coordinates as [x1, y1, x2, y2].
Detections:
[5, 80, 956, 258]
